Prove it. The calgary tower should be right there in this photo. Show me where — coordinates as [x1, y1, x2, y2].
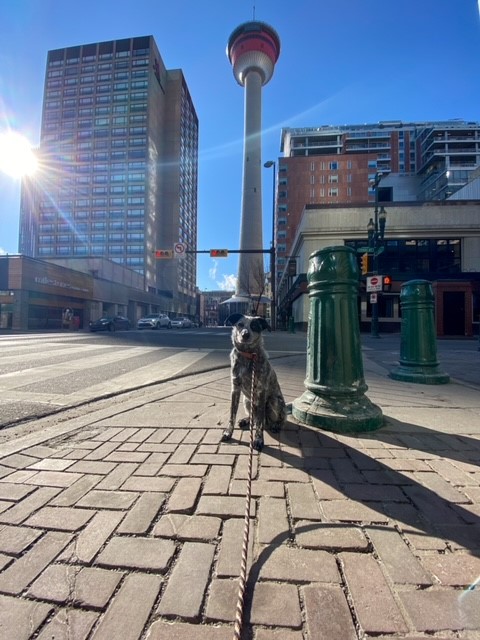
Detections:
[227, 21, 280, 301]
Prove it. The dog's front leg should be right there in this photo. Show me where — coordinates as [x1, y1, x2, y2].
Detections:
[252, 388, 267, 451]
[222, 380, 241, 442]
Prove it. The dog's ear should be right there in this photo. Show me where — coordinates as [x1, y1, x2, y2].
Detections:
[224, 313, 244, 327]
[250, 317, 271, 333]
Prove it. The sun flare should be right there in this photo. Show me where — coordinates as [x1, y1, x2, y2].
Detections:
[0, 131, 38, 179]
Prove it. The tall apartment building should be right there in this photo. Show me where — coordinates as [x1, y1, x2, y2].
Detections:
[275, 120, 480, 284]
[19, 36, 198, 314]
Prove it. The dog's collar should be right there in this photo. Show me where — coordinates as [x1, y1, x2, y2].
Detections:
[237, 350, 257, 361]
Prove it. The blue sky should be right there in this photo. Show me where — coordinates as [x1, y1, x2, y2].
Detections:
[0, 0, 479, 291]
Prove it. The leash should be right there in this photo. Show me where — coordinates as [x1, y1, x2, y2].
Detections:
[233, 352, 257, 640]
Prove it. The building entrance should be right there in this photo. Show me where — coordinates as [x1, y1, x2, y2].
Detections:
[443, 291, 465, 335]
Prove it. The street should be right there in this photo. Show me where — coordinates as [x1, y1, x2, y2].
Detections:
[0, 328, 478, 431]
[0, 328, 308, 430]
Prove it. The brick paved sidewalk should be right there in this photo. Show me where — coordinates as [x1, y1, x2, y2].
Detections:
[0, 354, 479, 639]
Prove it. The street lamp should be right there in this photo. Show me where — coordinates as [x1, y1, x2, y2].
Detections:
[264, 160, 276, 330]
[368, 171, 387, 338]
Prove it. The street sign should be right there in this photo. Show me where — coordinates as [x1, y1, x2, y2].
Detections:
[366, 275, 383, 292]
[155, 249, 173, 259]
[370, 293, 378, 304]
[174, 242, 187, 259]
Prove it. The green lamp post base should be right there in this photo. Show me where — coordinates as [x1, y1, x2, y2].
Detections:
[389, 365, 449, 385]
[292, 389, 384, 433]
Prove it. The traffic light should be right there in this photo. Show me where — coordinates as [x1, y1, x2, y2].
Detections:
[210, 249, 229, 258]
[155, 249, 173, 259]
[360, 253, 370, 275]
[383, 275, 392, 291]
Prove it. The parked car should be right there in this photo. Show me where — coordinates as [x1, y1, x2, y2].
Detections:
[171, 317, 192, 329]
[89, 315, 130, 332]
[137, 313, 171, 330]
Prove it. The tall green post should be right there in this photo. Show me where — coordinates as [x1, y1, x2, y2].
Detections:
[390, 280, 449, 384]
[292, 245, 383, 432]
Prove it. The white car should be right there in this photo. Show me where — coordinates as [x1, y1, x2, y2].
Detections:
[171, 317, 192, 328]
[137, 314, 171, 330]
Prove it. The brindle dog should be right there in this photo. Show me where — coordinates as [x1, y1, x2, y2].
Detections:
[221, 313, 286, 451]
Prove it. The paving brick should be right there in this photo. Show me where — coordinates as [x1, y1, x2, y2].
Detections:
[68, 460, 118, 475]
[203, 465, 232, 495]
[117, 492, 165, 534]
[321, 500, 389, 524]
[166, 477, 202, 513]
[153, 514, 222, 541]
[157, 541, 215, 619]
[84, 441, 120, 460]
[26, 506, 95, 531]
[92, 427, 124, 442]
[0, 594, 52, 640]
[311, 471, 346, 500]
[50, 474, 103, 507]
[96, 462, 139, 490]
[419, 552, 480, 586]
[229, 479, 285, 498]
[204, 577, 238, 622]
[96, 536, 175, 571]
[28, 458, 75, 471]
[133, 461, 165, 476]
[91, 573, 162, 640]
[105, 451, 150, 463]
[303, 584, 357, 640]
[0, 486, 61, 525]
[259, 545, 340, 583]
[288, 482, 322, 520]
[367, 526, 433, 585]
[250, 582, 302, 627]
[400, 525, 448, 551]
[0, 469, 38, 483]
[160, 464, 208, 477]
[0, 453, 39, 468]
[192, 453, 236, 466]
[257, 497, 289, 544]
[295, 521, 369, 551]
[258, 467, 308, 483]
[403, 486, 466, 526]
[254, 630, 303, 640]
[0, 530, 71, 595]
[427, 459, 478, 486]
[36, 608, 98, 640]
[121, 475, 175, 492]
[0, 524, 43, 555]
[60, 510, 124, 563]
[117, 442, 139, 452]
[399, 589, 480, 631]
[146, 620, 233, 640]
[23, 445, 58, 458]
[168, 444, 196, 464]
[27, 563, 122, 608]
[128, 427, 156, 443]
[111, 427, 140, 442]
[340, 551, 408, 634]
[183, 429, 207, 444]
[197, 495, 254, 519]
[342, 483, 408, 502]
[26, 470, 85, 487]
[143, 428, 172, 444]
[413, 471, 471, 503]
[216, 517, 253, 577]
[0, 482, 36, 501]
[233, 453, 259, 480]
[164, 428, 190, 444]
[77, 489, 139, 509]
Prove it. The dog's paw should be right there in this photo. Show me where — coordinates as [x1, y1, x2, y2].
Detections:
[221, 429, 232, 442]
[238, 418, 250, 430]
[253, 436, 264, 452]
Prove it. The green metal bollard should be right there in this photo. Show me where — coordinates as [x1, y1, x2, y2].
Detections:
[292, 245, 383, 432]
[390, 280, 449, 384]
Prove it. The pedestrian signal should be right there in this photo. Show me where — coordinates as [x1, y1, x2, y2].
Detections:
[383, 275, 392, 291]
[210, 249, 229, 258]
[155, 249, 173, 259]
[360, 253, 370, 275]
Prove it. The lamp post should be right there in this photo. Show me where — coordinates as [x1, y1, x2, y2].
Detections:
[264, 160, 276, 330]
[368, 171, 387, 338]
